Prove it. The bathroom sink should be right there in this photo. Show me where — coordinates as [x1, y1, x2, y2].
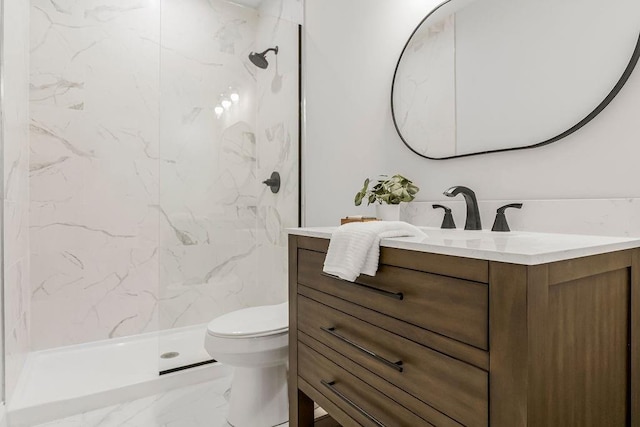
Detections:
[409, 227, 522, 251]
[288, 226, 640, 265]
[418, 227, 522, 240]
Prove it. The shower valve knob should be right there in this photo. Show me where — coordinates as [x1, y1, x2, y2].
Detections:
[263, 171, 281, 194]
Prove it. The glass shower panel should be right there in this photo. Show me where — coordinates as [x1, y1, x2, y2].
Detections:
[0, 0, 5, 404]
[158, 0, 300, 372]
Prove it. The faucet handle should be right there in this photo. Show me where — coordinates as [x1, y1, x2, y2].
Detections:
[492, 203, 523, 232]
[432, 204, 456, 229]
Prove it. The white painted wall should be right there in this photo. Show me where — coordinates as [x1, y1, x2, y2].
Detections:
[303, 0, 640, 227]
[455, 0, 640, 154]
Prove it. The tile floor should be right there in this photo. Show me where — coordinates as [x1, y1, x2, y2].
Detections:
[33, 376, 239, 427]
[30, 374, 315, 427]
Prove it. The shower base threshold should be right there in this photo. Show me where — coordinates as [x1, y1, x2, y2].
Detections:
[8, 324, 230, 427]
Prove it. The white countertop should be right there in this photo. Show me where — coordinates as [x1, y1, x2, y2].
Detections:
[287, 226, 640, 265]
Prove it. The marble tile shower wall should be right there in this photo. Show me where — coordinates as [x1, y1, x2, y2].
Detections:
[29, 0, 161, 351]
[157, 0, 260, 330]
[158, 0, 300, 328]
[29, 0, 299, 349]
[252, 0, 300, 308]
[4, 0, 31, 400]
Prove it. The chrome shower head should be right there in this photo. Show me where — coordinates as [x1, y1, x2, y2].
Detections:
[248, 46, 279, 69]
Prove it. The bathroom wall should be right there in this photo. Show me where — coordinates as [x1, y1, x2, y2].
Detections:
[29, 0, 300, 350]
[303, 0, 640, 229]
[158, 0, 300, 328]
[29, 0, 161, 350]
[253, 0, 300, 307]
[157, 0, 260, 331]
[2, 0, 31, 401]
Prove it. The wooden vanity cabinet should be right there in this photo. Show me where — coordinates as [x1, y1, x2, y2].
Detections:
[289, 234, 640, 427]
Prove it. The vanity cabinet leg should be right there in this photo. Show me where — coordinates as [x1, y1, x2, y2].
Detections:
[289, 234, 313, 425]
[290, 388, 314, 426]
[631, 249, 640, 426]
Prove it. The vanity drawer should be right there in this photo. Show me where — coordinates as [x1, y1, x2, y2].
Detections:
[298, 342, 432, 427]
[297, 248, 489, 349]
[298, 295, 488, 427]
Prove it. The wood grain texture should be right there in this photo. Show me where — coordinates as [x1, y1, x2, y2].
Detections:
[548, 250, 631, 286]
[291, 235, 639, 426]
[299, 331, 464, 427]
[489, 262, 529, 427]
[296, 236, 488, 282]
[380, 245, 489, 283]
[298, 248, 489, 349]
[289, 235, 315, 426]
[314, 414, 341, 427]
[298, 235, 330, 253]
[298, 295, 488, 427]
[299, 284, 489, 370]
[299, 378, 356, 427]
[632, 249, 640, 426]
[298, 342, 433, 426]
[525, 264, 550, 427]
[542, 269, 629, 426]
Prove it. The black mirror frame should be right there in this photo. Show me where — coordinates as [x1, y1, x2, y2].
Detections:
[390, 0, 640, 160]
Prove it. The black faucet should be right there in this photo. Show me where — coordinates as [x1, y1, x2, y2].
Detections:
[443, 186, 482, 230]
[432, 204, 456, 229]
[492, 203, 523, 232]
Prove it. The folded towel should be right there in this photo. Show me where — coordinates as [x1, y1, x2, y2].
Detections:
[323, 221, 426, 282]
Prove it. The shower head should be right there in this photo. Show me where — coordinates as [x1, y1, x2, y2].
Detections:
[248, 46, 279, 69]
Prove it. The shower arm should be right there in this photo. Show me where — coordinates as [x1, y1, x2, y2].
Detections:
[258, 47, 279, 56]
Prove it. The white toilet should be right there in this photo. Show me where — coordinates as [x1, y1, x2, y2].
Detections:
[205, 302, 289, 427]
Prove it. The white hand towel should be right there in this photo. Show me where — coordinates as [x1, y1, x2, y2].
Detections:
[323, 221, 426, 282]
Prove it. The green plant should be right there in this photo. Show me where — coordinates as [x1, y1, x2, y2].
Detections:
[354, 174, 420, 206]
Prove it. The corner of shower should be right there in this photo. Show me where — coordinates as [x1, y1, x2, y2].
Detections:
[4, 0, 302, 424]
[156, 0, 302, 377]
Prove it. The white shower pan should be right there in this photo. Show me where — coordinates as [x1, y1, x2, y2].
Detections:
[8, 324, 230, 427]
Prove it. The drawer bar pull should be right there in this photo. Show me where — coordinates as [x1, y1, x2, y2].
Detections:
[320, 272, 404, 300]
[321, 327, 404, 372]
[321, 380, 386, 427]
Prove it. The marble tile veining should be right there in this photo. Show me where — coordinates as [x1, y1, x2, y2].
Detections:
[28, 376, 326, 427]
[4, 0, 32, 402]
[33, 377, 234, 427]
[30, 0, 300, 350]
[31, 373, 326, 427]
[29, 0, 162, 350]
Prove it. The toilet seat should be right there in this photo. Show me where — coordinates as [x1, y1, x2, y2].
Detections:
[206, 302, 288, 338]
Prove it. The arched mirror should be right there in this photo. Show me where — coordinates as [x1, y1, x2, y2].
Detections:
[392, 0, 640, 159]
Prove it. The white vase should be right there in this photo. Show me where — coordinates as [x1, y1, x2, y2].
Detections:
[375, 204, 401, 221]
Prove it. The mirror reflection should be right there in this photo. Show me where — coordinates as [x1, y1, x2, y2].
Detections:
[392, 0, 640, 159]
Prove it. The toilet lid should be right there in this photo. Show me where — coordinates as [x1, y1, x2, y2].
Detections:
[206, 302, 288, 338]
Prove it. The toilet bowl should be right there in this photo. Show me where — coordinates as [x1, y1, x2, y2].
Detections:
[205, 302, 288, 427]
